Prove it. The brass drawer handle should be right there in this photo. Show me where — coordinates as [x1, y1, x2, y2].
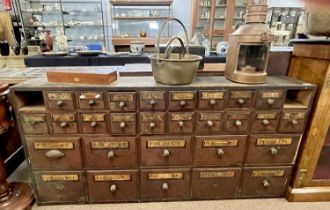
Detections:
[209, 99, 216, 106]
[110, 184, 117, 193]
[238, 98, 245, 105]
[88, 100, 95, 106]
[149, 122, 156, 128]
[267, 98, 275, 105]
[118, 101, 126, 108]
[90, 121, 97, 127]
[179, 100, 186, 107]
[56, 100, 64, 106]
[262, 179, 270, 188]
[217, 148, 225, 157]
[108, 150, 115, 159]
[162, 149, 170, 158]
[60, 122, 67, 128]
[291, 119, 298, 125]
[262, 119, 270, 125]
[269, 147, 278, 155]
[120, 121, 126, 128]
[149, 100, 156, 106]
[235, 120, 242, 127]
[162, 182, 169, 190]
[178, 121, 184, 128]
[45, 150, 65, 159]
[207, 120, 213, 127]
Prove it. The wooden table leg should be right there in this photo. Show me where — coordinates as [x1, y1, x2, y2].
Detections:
[0, 155, 34, 210]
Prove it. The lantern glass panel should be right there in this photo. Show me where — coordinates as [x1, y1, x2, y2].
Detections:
[236, 44, 268, 73]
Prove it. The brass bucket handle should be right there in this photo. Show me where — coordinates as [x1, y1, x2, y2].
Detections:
[156, 18, 190, 62]
[164, 36, 185, 59]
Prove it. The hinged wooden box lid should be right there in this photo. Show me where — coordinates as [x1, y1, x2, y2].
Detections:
[47, 68, 117, 85]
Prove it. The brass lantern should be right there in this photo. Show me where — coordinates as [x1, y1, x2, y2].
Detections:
[225, 0, 274, 84]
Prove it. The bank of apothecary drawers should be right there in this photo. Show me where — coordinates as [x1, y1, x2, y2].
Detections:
[11, 76, 315, 205]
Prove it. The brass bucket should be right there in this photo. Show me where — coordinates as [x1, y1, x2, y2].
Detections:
[149, 18, 203, 85]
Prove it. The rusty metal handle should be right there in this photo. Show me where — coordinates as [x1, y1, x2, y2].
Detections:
[164, 36, 185, 59]
[45, 150, 65, 159]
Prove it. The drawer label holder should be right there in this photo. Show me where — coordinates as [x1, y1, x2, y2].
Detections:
[47, 92, 72, 100]
[256, 113, 277, 120]
[141, 92, 164, 100]
[94, 174, 131, 181]
[147, 140, 186, 148]
[91, 141, 129, 149]
[34, 142, 74, 150]
[203, 139, 238, 147]
[148, 173, 183, 180]
[231, 91, 252, 99]
[256, 138, 293, 146]
[22, 114, 46, 122]
[111, 94, 134, 102]
[251, 170, 285, 177]
[199, 113, 222, 121]
[41, 174, 79, 181]
[200, 171, 236, 178]
[171, 113, 193, 121]
[283, 112, 306, 120]
[261, 91, 282, 98]
[201, 92, 224, 100]
[82, 114, 105, 122]
[171, 92, 194, 100]
[52, 114, 75, 122]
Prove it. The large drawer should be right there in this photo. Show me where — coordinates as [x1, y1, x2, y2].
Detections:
[33, 171, 87, 204]
[194, 135, 247, 167]
[26, 137, 82, 170]
[87, 170, 138, 202]
[140, 168, 191, 201]
[140, 136, 192, 166]
[191, 168, 241, 199]
[240, 166, 292, 197]
[83, 137, 137, 169]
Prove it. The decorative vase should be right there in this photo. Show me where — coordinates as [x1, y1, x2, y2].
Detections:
[0, 41, 10, 56]
[44, 30, 53, 51]
[20, 32, 28, 55]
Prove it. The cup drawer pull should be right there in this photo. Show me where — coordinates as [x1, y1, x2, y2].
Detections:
[45, 150, 65, 159]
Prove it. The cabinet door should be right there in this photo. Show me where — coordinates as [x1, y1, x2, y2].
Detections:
[312, 127, 330, 180]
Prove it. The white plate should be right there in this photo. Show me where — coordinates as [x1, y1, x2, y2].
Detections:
[42, 52, 68, 56]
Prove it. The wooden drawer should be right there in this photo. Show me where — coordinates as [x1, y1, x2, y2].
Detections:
[26, 137, 82, 170]
[140, 168, 191, 201]
[198, 91, 226, 110]
[51, 113, 78, 134]
[255, 90, 285, 110]
[278, 110, 309, 133]
[194, 135, 247, 167]
[196, 112, 222, 134]
[87, 170, 138, 202]
[168, 112, 194, 134]
[140, 112, 165, 135]
[227, 91, 255, 109]
[78, 91, 106, 110]
[191, 168, 241, 199]
[109, 92, 136, 112]
[21, 113, 49, 134]
[223, 111, 251, 134]
[140, 91, 166, 111]
[80, 113, 107, 134]
[33, 171, 87, 204]
[141, 136, 192, 166]
[83, 137, 137, 169]
[169, 91, 196, 111]
[46, 91, 75, 110]
[245, 134, 301, 165]
[240, 166, 292, 197]
[109, 113, 136, 135]
[251, 111, 280, 133]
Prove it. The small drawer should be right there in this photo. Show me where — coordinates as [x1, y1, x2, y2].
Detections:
[194, 135, 247, 167]
[198, 91, 226, 110]
[109, 113, 136, 135]
[109, 92, 136, 112]
[191, 168, 241, 199]
[245, 134, 301, 165]
[140, 168, 191, 201]
[256, 90, 285, 110]
[81, 113, 107, 134]
[78, 91, 106, 110]
[223, 111, 251, 134]
[168, 112, 194, 134]
[278, 110, 309, 133]
[251, 111, 280, 133]
[26, 137, 82, 170]
[169, 91, 196, 111]
[51, 113, 78, 134]
[140, 91, 166, 111]
[240, 166, 292, 197]
[46, 91, 75, 110]
[227, 91, 255, 109]
[87, 170, 138, 202]
[33, 171, 87, 204]
[83, 137, 137, 169]
[141, 136, 192, 166]
[21, 113, 48, 134]
[140, 112, 165, 135]
[196, 112, 222, 134]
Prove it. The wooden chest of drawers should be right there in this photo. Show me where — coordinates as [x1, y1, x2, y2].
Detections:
[10, 76, 316, 205]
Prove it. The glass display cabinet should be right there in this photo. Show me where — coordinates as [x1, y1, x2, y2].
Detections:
[17, 0, 106, 49]
[110, 0, 173, 52]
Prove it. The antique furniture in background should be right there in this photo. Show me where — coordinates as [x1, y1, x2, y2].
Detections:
[286, 40, 330, 201]
[11, 75, 315, 204]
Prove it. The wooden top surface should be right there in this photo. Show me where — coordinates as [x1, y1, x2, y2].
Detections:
[11, 76, 315, 91]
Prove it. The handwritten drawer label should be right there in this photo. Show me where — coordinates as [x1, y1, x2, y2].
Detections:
[79, 92, 102, 100]
[110, 93, 134, 102]
[256, 138, 293, 146]
[141, 92, 164, 100]
[52, 114, 75, 122]
[171, 92, 194, 100]
[147, 140, 186, 148]
[203, 139, 238, 147]
[47, 92, 72, 100]
[283, 112, 306, 120]
[141, 114, 164, 122]
[41, 174, 79, 181]
[261, 91, 282, 98]
[111, 114, 135, 122]
[34, 142, 74, 150]
[251, 170, 285, 177]
[82, 114, 105, 122]
[91, 141, 129, 149]
[148, 173, 183, 180]
[231, 91, 252, 99]
[94, 174, 131, 181]
[171, 113, 193, 121]
[201, 92, 224, 100]
[200, 171, 235, 178]
[256, 113, 277, 120]
[199, 113, 222, 121]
